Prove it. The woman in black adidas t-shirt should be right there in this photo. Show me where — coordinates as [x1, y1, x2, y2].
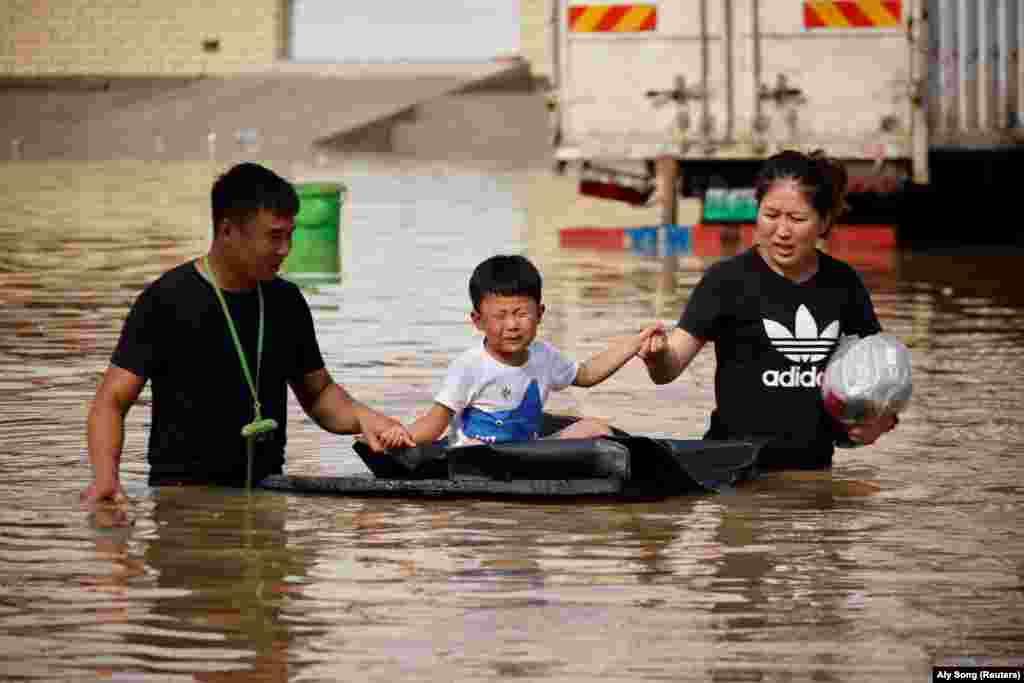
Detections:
[640, 151, 897, 469]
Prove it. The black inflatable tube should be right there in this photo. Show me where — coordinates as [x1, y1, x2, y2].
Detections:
[259, 474, 623, 499]
[258, 426, 764, 501]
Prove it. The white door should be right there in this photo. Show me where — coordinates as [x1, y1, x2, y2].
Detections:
[289, 0, 519, 62]
[745, 0, 912, 160]
[559, 1, 719, 159]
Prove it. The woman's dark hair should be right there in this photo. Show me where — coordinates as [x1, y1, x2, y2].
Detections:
[469, 255, 543, 311]
[211, 162, 300, 235]
[754, 150, 849, 234]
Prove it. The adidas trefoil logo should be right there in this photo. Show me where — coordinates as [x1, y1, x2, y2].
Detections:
[763, 305, 839, 363]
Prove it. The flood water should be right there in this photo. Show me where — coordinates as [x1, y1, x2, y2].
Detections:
[0, 159, 1021, 682]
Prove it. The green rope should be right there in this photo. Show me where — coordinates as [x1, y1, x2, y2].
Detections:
[202, 256, 264, 419]
[200, 257, 278, 489]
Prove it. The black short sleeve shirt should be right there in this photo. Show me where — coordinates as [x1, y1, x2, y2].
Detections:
[112, 261, 325, 485]
[679, 248, 881, 468]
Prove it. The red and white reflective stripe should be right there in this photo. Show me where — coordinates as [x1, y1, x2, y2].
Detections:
[803, 0, 901, 29]
[568, 4, 657, 32]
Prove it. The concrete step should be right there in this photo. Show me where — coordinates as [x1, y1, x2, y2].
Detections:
[387, 92, 550, 166]
[3, 62, 534, 162]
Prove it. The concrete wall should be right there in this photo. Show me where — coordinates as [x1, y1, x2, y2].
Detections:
[519, 0, 553, 85]
[3, 1, 556, 82]
[1, 0, 287, 77]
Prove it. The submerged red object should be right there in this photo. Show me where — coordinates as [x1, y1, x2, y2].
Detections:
[579, 178, 653, 206]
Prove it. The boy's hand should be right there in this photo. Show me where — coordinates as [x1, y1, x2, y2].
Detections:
[637, 323, 668, 362]
[379, 424, 416, 450]
[359, 413, 415, 452]
[575, 323, 671, 388]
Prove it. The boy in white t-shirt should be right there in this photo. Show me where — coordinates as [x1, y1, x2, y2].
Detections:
[381, 255, 663, 448]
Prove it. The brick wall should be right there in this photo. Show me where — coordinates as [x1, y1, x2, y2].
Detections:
[1, 0, 288, 77]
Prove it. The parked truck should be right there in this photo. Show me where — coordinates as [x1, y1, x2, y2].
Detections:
[548, 0, 1023, 224]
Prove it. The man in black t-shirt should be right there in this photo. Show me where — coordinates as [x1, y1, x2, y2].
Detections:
[82, 163, 414, 502]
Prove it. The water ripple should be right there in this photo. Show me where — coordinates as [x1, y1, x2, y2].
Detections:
[0, 161, 1021, 680]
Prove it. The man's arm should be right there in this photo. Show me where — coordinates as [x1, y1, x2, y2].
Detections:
[291, 368, 414, 450]
[84, 365, 145, 502]
[638, 327, 706, 385]
[573, 327, 660, 388]
[291, 368, 363, 434]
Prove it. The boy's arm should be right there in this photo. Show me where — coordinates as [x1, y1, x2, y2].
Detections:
[407, 403, 454, 443]
[573, 327, 659, 388]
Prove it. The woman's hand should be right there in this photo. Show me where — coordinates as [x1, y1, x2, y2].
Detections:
[637, 327, 706, 385]
[637, 322, 668, 363]
[847, 413, 898, 446]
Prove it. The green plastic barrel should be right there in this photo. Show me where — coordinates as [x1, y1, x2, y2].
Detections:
[281, 182, 345, 285]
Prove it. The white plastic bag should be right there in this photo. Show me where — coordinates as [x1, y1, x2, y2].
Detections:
[822, 333, 912, 426]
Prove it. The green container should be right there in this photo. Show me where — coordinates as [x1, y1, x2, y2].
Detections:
[702, 187, 758, 223]
[702, 188, 729, 222]
[281, 182, 345, 285]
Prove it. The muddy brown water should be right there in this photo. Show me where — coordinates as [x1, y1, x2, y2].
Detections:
[0, 160, 1020, 682]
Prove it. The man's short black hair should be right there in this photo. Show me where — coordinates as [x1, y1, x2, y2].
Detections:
[211, 162, 299, 234]
[469, 255, 543, 311]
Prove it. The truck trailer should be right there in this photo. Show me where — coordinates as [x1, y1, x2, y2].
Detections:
[548, 0, 1023, 226]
